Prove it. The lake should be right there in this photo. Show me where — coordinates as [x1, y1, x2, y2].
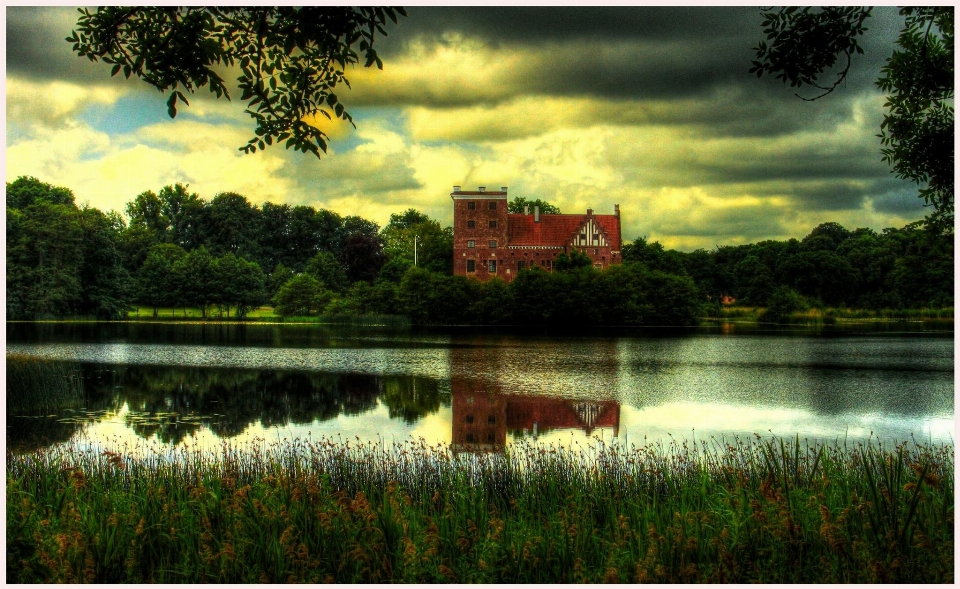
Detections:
[6, 321, 954, 455]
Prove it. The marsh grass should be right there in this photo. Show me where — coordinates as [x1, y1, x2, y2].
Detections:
[6, 354, 84, 414]
[715, 306, 954, 325]
[6, 435, 953, 583]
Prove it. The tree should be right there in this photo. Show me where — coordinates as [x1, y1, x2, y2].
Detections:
[211, 253, 266, 317]
[205, 192, 259, 258]
[386, 208, 431, 230]
[751, 7, 954, 230]
[67, 7, 406, 158]
[507, 196, 561, 215]
[136, 243, 187, 317]
[266, 263, 295, 301]
[171, 246, 215, 317]
[733, 255, 776, 306]
[126, 190, 168, 237]
[380, 210, 453, 274]
[621, 237, 685, 272]
[762, 286, 808, 323]
[273, 274, 330, 317]
[6, 176, 76, 209]
[7, 198, 84, 319]
[157, 183, 206, 250]
[340, 234, 386, 284]
[76, 207, 131, 319]
[305, 251, 349, 294]
[553, 249, 593, 271]
[257, 202, 291, 271]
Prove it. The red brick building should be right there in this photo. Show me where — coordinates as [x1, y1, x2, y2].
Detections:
[451, 185, 622, 283]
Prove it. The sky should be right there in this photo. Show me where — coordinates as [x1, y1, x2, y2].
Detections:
[5, 6, 930, 251]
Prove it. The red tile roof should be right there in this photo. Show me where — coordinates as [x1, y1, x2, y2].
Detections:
[506, 213, 621, 249]
[505, 397, 620, 432]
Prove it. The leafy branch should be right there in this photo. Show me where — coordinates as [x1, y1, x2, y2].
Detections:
[66, 7, 407, 158]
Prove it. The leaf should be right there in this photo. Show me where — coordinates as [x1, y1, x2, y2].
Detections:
[166, 92, 178, 118]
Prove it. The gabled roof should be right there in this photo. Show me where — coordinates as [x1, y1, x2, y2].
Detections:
[507, 213, 621, 249]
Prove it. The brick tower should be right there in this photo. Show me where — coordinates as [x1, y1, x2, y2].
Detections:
[451, 186, 509, 281]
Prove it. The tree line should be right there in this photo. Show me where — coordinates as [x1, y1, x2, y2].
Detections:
[6, 176, 953, 324]
[628, 220, 954, 315]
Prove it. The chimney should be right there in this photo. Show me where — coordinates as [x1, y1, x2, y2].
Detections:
[479, 186, 486, 192]
[501, 186, 508, 192]
[534, 205, 540, 222]
[453, 185, 461, 193]
[524, 205, 530, 215]
[587, 208, 593, 216]
[614, 204, 620, 218]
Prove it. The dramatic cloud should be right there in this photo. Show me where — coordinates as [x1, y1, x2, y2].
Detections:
[5, 6, 928, 250]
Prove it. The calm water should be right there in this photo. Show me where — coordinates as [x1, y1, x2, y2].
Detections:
[6, 322, 954, 454]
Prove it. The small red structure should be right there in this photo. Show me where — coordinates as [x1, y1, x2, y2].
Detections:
[451, 185, 622, 283]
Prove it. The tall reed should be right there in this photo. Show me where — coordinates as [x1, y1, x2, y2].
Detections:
[7, 435, 953, 583]
[6, 354, 84, 414]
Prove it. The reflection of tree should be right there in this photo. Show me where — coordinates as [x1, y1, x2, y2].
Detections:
[6, 416, 81, 453]
[379, 376, 449, 424]
[12, 360, 451, 450]
[77, 364, 404, 443]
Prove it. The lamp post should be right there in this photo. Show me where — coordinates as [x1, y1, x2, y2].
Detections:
[414, 235, 420, 266]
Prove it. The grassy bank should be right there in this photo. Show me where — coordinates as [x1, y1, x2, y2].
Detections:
[713, 306, 954, 324]
[7, 354, 84, 414]
[7, 436, 953, 583]
[123, 306, 410, 327]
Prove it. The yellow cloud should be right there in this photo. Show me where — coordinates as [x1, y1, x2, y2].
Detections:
[7, 76, 125, 126]
[299, 111, 355, 141]
[345, 33, 521, 106]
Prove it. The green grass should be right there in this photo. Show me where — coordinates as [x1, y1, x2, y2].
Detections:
[7, 435, 953, 583]
[6, 354, 84, 414]
[124, 306, 411, 327]
[712, 306, 954, 324]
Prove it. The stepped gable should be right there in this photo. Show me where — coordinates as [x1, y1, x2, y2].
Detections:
[506, 212, 621, 250]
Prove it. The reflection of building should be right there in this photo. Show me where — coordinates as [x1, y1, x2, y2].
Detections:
[450, 377, 620, 452]
[451, 185, 623, 283]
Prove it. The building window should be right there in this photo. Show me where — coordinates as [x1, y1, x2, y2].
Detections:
[466, 433, 475, 443]
[487, 433, 495, 442]
[595, 248, 599, 254]
[489, 220, 497, 228]
[466, 260, 475, 272]
[593, 233, 600, 243]
[466, 414, 474, 424]
[467, 201, 476, 210]
[488, 260, 497, 272]
[489, 240, 497, 248]
[489, 201, 497, 210]
[580, 233, 586, 241]
[518, 260, 526, 271]
[467, 220, 475, 228]
[545, 259, 551, 268]
[467, 240, 475, 248]
[488, 415, 496, 424]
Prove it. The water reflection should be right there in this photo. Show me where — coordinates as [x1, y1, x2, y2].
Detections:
[450, 376, 620, 453]
[5, 324, 953, 454]
[6, 364, 447, 451]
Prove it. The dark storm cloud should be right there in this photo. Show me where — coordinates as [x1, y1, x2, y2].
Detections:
[6, 7, 109, 84]
[385, 6, 902, 104]
[657, 205, 792, 240]
[690, 150, 889, 186]
[398, 7, 756, 45]
[870, 182, 929, 215]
